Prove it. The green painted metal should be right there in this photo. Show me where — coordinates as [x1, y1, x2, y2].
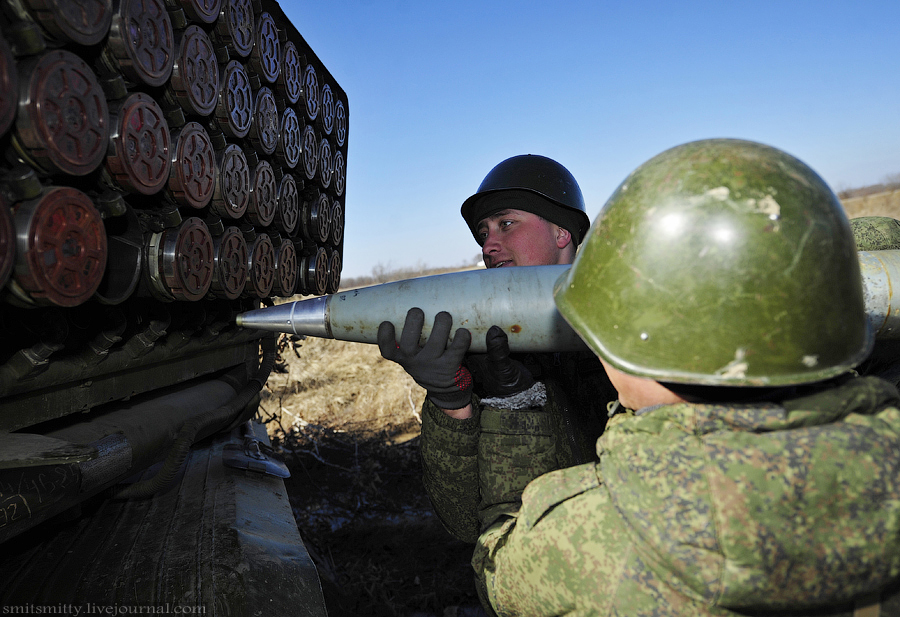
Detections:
[554, 138, 872, 386]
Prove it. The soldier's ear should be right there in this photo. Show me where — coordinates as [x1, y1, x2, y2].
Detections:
[556, 226, 573, 249]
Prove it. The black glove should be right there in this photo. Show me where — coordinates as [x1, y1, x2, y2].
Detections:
[377, 307, 473, 409]
[467, 326, 535, 398]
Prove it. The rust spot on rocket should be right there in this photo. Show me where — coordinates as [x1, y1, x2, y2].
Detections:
[510, 325, 521, 333]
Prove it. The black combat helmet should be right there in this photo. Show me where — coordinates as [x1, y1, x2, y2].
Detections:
[461, 154, 591, 246]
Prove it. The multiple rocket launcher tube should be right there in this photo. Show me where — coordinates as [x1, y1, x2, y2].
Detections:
[236, 249, 900, 353]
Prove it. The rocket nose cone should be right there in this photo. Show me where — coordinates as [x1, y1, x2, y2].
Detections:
[235, 303, 295, 332]
[234, 296, 330, 337]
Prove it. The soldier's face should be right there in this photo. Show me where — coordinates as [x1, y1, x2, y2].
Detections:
[477, 209, 572, 268]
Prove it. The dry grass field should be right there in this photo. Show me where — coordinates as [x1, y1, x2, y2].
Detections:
[263, 335, 425, 439]
[840, 187, 900, 220]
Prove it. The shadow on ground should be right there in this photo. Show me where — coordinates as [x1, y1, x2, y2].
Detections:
[274, 424, 487, 617]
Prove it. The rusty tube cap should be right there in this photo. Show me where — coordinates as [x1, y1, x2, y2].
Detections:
[211, 143, 250, 219]
[325, 247, 341, 295]
[16, 0, 112, 46]
[213, 60, 253, 139]
[274, 173, 299, 236]
[167, 122, 216, 209]
[248, 11, 280, 85]
[214, 0, 254, 59]
[329, 199, 344, 247]
[273, 238, 298, 297]
[169, 25, 219, 117]
[244, 232, 275, 298]
[12, 187, 108, 307]
[299, 246, 328, 296]
[301, 192, 331, 245]
[13, 50, 109, 177]
[105, 93, 172, 195]
[148, 216, 214, 301]
[210, 225, 248, 300]
[105, 0, 174, 87]
[247, 159, 277, 227]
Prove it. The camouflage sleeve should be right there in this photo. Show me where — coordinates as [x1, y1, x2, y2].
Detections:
[471, 459, 752, 617]
[476, 391, 559, 529]
[420, 398, 482, 543]
[420, 380, 583, 544]
[472, 463, 631, 616]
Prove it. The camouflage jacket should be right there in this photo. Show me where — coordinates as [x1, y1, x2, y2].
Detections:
[472, 374, 900, 616]
[420, 351, 615, 543]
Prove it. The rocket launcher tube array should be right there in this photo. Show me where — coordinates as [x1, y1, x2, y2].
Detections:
[236, 250, 900, 352]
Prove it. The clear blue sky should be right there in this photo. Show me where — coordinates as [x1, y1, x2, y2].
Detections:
[281, 1, 900, 280]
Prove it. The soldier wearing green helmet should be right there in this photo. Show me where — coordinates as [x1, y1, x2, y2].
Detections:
[555, 138, 871, 387]
[468, 139, 900, 616]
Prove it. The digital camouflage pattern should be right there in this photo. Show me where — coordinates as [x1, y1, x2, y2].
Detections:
[421, 352, 614, 544]
[421, 397, 482, 543]
[473, 374, 900, 616]
[851, 216, 900, 251]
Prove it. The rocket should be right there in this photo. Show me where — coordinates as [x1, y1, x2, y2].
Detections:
[236, 264, 587, 352]
[236, 251, 900, 352]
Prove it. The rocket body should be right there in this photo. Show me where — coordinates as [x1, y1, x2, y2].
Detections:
[236, 251, 900, 352]
[859, 250, 900, 339]
[237, 265, 588, 352]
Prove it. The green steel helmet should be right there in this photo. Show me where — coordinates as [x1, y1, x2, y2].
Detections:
[461, 154, 591, 246]
[554, 138, 873, 387]
[851, 216, 900, 251]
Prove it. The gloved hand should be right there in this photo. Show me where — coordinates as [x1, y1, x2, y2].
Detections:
[468, 326, 535, 398]
[377, 307, 473, 409]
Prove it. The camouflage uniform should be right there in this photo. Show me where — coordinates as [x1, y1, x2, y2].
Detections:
[471, 374, 900, 616]
[419, 153, 600, 544]
[421, 351, 615, 543]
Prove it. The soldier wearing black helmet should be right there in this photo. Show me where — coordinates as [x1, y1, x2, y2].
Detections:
[461, 154, 591, 268]
[378, 154, 616, 544]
